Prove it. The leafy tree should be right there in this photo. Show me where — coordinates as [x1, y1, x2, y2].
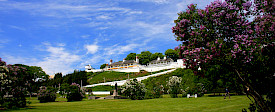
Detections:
[0, 61, 28, 108]
[59, 83, 70, 98]
[172, 0, 274, 111]
[66, 83, 85, 102]
[62, 70, 88, 87]
[125, 53, 136, 60]
[100, 64, 107, 69]
[121, 79, 146, 100]
[137, 51, 152, 65]
[167, 76, 182, 98]
[181, 70, 206, 97]
[150, 52, 164, 61]
[145, 83, 164, 99]
[53, 73, 62, 88]
[37, 86, 57, 103]
[165, 49, 179, 61]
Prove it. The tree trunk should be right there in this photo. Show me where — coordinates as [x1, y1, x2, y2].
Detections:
[234, 69, 271, 112]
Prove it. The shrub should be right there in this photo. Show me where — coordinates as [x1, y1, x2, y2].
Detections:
[0, 60, 27, 109]
[121, 79, 146, 100]
[1, 92, 26, 109]
[181, 70, 206, 97]
[145, 84, 164, 99]
[60, 83, 70, 98]
[66, 83, 85, 102]
[167, 76, 182, 98]
[37, 86, 57, 103]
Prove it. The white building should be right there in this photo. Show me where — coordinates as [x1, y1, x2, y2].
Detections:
[85, 64, 103, 72]
[85, 56, 186, 73]
[105, 56, 141, 72]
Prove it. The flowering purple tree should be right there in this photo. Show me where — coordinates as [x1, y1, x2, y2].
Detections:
[172, 0, 274, 111]
[0, 58, 29, 108]
[66, 83, 85, 102]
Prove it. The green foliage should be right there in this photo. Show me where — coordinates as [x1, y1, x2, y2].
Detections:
[121, 79, 146, 100]
[61, 70, 88, 86]
[90, 85, 114, 91]
[137, 51, 152, 65]
[167, 76, 182, 98]
[143, 68, 186, 94]
[0, 59, 48, 109]
[1, 92, 26, 109]
[100, 64, 107, 69]
[172, 0, 274, 111]
[66, 83, 85, 102]
[59, 83, 70, 98]
[145, 83, 164, 99]
[89, 71, 150, 84]
[165, 49, 179, 61]
[150, 52, 164, 61]
[202, 65, 243, 94]
[37, 86, 57, 103]
[125, 53, 137, 60]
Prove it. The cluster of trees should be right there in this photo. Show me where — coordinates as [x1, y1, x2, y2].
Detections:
[0, 59, 49, 109]
[121, 69, 208, 99]
[143, 69, 208, 98]
[47, 70, 89, 88]
[99, 49, 179, 67]
[172, 0, 274, 111]
[123, 49, 179, 65]
[0, 57, 90, 109]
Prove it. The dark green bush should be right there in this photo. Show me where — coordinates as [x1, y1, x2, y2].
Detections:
[37, 86, 57, 103]
[67, 83, 85, 102]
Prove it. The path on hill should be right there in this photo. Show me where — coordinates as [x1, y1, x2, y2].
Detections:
[84, 68, 176, 87]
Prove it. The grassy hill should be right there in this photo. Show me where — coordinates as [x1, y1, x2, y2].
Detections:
[88, 69, 171, 84]
[142, 68, 188, 92]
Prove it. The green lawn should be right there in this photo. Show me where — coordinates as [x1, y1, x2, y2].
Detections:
[89, 69, 171, 84]
[5, 95, 250, 112]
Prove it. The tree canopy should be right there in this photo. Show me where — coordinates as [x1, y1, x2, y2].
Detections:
[172, 0, 274, 111]
[125, 53, 137, 60]
[165, 49, 179, 61]
[100, 64, 107, 69]
[150, 52, 164, 61]
[137, 51, 152, 65]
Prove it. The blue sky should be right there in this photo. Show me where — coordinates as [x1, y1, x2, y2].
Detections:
[0, 0, 215, 75]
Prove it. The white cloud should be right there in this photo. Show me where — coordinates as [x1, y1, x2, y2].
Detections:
[57, 43, 66, 47]
[2, 43, 82, 75]
[35, 45, 81, 75]
[96, 15, 111, 20]
[85, 44, 99, 54]
[9, 25, 26, 31]
[118, 0, 169, 4]
[0, 38, 9, 48]
[81, 35, 90, 39]
[0, 1, 142, 19]
[1, 54, 37, 65]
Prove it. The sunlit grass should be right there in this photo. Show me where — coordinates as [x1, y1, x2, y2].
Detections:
[5, 95, 250, 112]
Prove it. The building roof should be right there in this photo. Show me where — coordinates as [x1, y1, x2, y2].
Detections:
[108, 60, 137, 66]
[150, 58, 173, 63]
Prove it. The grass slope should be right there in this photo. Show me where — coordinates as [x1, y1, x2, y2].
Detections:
[89, 69, 171, 84]
[6, 95, 250, 112]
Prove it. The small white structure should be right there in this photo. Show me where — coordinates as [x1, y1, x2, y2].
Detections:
[89, 91, 110, 95]
[85, 64, 103, 73]
[187, 94, 197, 98]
